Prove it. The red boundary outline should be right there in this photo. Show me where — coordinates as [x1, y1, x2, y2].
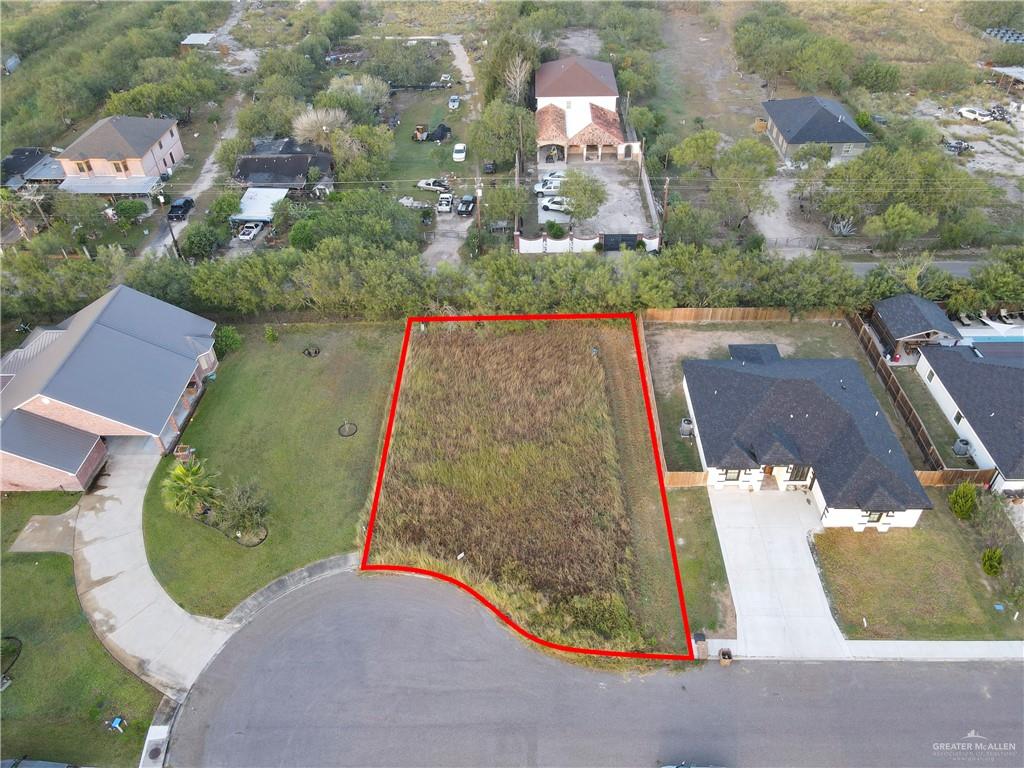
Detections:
[360, 313, 695, 661]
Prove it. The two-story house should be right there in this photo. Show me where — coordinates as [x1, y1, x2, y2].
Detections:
[57, 116, 183, 195]
[534, 56, 640, 165]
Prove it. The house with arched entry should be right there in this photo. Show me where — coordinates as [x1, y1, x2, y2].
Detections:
[534, 57, 640, 166]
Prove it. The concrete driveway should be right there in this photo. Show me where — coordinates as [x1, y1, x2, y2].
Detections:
[708, 488, 850, 659]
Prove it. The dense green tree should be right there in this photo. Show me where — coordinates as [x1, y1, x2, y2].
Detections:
[208, 193, 242, 227]
[792, 36, 853, 93]
[364, 40, 442, 87]
[864, 203, 937, 250]
[670, 130, 721, 176]
[237, 96, 302, 139]
[709, 139, 777, 226]
[479, 31, 540, 102]
[470, 101, 537, 166]
[560, 170, 607, 226]
[664, 202, 717, 246]
[180, 222, 226, 261]
[483, 185, 531, 226]
[852, 55, 901, 92]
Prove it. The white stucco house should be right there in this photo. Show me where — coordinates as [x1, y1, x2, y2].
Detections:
[915, 344, 1024, 492]
[683, 344, 932, 532]
[534, 56, 640, 165]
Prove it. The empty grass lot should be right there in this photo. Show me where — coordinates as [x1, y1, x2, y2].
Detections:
[144, 323, 403, 618]
[644, 320, 929, 472]
[369, 320, 690, 655]
[1, 492, 161, 767]
[814, 489, 1024, 641]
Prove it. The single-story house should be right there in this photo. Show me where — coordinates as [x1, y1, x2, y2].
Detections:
[57, 116, 182, 195]
[230, 187, 289, 224]
[915, 345, 1024, 492]
[0, 286, 218, 491]
[761, 96, 870, 163]
[233, 138, 333, 193]
[534, 56, 640, 164]
[684, 344, 932, 531]
[2, 148, 65, 190]
[871, 293, 962, 358]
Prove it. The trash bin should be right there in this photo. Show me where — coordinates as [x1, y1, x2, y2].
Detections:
[719, 648, 733, 666]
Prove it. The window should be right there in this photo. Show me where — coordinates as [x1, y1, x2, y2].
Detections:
[789, 465, 811, 482]
[169, 127, 174, 137]
[842, 143, 854, 155]
[954, 411, 963, 424]
[162, 159, 168, 168]
[926, 370, 935, 382]
[565, 101, 571, 109]
[158, 139, 163, 150]
[112, 161, 128, 174]
[724, 469, 741, 482]
[866, 511, 883, 523]
[75, 160, 93, 173]
[169, 151, 175, 164]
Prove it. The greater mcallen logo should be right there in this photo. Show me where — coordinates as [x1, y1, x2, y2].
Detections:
[933, 730, 1018, 760]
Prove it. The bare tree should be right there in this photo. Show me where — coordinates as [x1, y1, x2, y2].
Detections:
[503, 54, 532, 106]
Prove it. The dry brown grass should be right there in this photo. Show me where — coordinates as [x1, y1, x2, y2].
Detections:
[369, 320, 688, 654]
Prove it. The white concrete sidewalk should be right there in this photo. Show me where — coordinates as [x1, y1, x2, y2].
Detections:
[707, 487, 1024, 661]
[71, 445, 235, 700]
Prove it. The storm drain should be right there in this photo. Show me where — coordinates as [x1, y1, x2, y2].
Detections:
[338, 422, 358, 437]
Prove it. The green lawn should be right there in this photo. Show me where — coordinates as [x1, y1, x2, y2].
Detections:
[814, 489, 1024, 640]
[644, 320, 930, 472]
[669, 489, 733, 636]
[143, 322, 404, 618]
[892, 367, 973, 469]
[389, 90, 477, 200]
[1, 493, 161, 767]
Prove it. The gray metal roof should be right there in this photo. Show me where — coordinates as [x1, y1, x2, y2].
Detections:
[762, 96, 870, 145]
[685, 345, 931, 511]
[0, 409, 98, 473]
[873, 293, 961, 341]
[58, 116, 176, 161]
[58, 175, 161, 195]
[921, 345, 1024, 480]
[1, 285, 215, 435]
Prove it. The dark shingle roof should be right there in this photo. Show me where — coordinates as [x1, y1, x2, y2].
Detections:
[2, 148, 46, 179]
[0, 409, 98, 474]
[873, 293, 961, 341]
[58, 116, 176, 161]
[536, 57, 618, 99]
[920, 346, 1024, 480]
[762, 96, 870, 145]
[233, 139, 332, 188]
[684, 345, 931, 511]
[0, 285, 215, 435]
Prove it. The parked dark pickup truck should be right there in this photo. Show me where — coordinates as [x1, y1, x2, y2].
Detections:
[167, 197, 195, 221]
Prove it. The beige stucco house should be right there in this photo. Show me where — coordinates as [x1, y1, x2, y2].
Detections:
[58, 116, 183, 195]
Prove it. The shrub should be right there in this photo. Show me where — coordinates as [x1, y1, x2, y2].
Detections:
[545, 221, 566, 239]
[949, 482, 977, 520]
[264, 325, 279, 343]
[982, 547, 1003, 577]
[180, 222, 225, 261]
[917, 61, 974, 93]
[218, 479, 269, 535]
[161, 458, 220, 518]
[114, 199, 148, 224]
[855, 110, 873, 131]
[213, 325, 242, 357]
[852, 56, 901, 92]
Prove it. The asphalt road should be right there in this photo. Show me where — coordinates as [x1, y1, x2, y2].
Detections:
[170, 573, 1024, 768]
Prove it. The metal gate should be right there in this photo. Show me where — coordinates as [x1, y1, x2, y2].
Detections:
[602, 233, 638, 251]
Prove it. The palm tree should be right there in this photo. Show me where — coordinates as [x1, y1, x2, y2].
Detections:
[161, 458, 220, 518]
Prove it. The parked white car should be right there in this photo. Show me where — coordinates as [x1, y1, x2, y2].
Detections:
[957, 106, 992, 123]
[436, 193, 454, 213]
[542, 170, 568, 182]
[448, 95, 460, 110]
[541, 196, 570, 213]
[452, 143, 467, 162]
[398, 195, 431, 210]
[533, 179, 561, 197]
[416, 178, 449, 192]
[237, 222, 263, 241]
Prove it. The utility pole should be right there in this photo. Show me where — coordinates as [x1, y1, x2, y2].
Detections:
[660, 176, 670, 243]
[167, 219, 183, 260]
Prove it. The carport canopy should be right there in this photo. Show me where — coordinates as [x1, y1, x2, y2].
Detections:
[231, 187, 289, 223]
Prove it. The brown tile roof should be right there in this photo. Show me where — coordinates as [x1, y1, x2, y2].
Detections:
[567, 104, 625, 146]
[535, 57, 618, 99]
[536, 104, 567, 144]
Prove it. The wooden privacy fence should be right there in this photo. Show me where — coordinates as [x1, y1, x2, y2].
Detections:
[916, 469, 998, 487]
[644, 307, 842, 322]
[664, 471, 709, 488]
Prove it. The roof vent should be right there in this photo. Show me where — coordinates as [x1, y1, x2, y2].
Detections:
[990, 412, 996, 417]
[874, 410, 879, 417]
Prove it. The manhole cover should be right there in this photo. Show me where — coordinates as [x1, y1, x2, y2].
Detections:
[148, 746, 163, 760]
[338, 422, 358, 437]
